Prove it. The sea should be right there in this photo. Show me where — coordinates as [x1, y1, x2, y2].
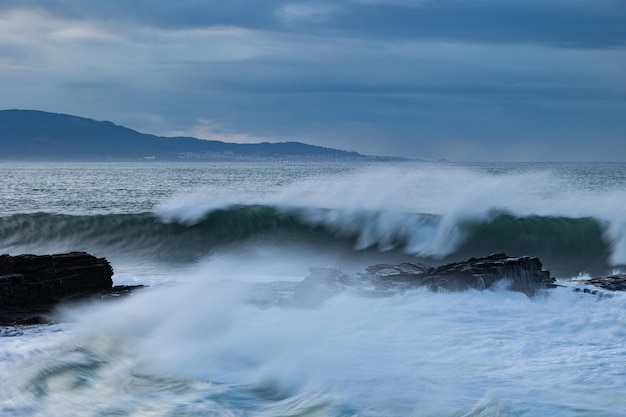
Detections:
[0, 161, 625, 417]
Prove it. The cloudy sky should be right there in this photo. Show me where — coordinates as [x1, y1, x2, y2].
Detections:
[1, 1, 625, 161]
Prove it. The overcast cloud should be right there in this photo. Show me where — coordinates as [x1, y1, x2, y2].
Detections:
[1, 1, 625, 161]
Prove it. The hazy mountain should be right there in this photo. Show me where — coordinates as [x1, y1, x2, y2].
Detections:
[0, 110, 385, 161]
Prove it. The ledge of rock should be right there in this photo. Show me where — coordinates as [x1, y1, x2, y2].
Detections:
[292, 253, 557, 303]
[572, 273, 626, 294]
[366, 253, 556, 297]
[0, 252, 116, 325]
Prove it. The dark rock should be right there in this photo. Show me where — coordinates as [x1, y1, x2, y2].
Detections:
[0, 252, 113, 306]
[102, 285, 146, 301]
[0, 252, 114, 325]
[576, 273, 626, 292]
[367, 253, 555, 297]
[291, 253, 556, 303]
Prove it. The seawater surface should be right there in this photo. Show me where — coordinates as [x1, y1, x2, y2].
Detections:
[1, 161, 626, 416]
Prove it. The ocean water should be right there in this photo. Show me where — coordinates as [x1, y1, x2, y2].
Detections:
[1, 161, 625, 416]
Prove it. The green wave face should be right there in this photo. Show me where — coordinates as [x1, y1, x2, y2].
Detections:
[0, 206, 616, 276]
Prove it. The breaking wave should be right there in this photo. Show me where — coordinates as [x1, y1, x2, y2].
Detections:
[0, 204, 620, 275]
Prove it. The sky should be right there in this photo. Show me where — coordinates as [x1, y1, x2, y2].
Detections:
[0, 1, 625, 161]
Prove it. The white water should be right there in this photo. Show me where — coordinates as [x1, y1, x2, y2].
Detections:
[155, 163, 626, 265]
[1, 257, 626, 417]
[2, 162, 626, 416]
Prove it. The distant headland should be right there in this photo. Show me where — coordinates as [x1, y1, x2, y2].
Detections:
[0, 109, 407, 162]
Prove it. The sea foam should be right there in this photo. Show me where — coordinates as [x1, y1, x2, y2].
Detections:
[3, 256, 625, 417]
[154, 164, 626, 266]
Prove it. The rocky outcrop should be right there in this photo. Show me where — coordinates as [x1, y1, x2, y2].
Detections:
[573, 273, 626, 293]
[3, 250, 620, 326]
[0, 252, 114, 325]
[291, 253, 556, 302]
[366, 253, 555, 296]
[0, 252, 113, 306]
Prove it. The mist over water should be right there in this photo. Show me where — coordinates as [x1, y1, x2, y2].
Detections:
[2, 258, 626, 417]
[1, 161, 626, 416]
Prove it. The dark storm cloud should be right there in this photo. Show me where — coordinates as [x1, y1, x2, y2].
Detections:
[328, 1, 626, 48]
[2, 0, 624, 46]
[0, 0, 625, 160]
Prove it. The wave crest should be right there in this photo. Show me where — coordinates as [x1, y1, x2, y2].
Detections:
[0, 204, 619, 276]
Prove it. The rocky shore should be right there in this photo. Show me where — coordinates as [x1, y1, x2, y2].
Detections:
[365, 253, 556, 297]
[1, 251, 624, 326]
[0, 252, 140, 325]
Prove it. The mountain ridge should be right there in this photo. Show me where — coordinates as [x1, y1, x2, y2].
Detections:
[0, 109, 399, 162]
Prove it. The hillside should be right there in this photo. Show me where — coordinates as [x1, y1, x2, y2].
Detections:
[0, 110, 373, 161]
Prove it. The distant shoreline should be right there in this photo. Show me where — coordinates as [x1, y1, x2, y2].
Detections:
[0, 109, 411, 162]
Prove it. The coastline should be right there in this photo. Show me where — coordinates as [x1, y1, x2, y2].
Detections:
[2, 251, 623, 328]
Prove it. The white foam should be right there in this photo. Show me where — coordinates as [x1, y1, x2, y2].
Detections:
[3, 258, 617, 416]
[154, 163, 626, 264]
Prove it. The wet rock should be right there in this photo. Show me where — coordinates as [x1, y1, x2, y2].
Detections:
[0, 252, 113, 306]
[367, 253, 555, 297]
[576, 273, 626, 292]
[0, 252, 114, 325]
[292, 253, 556, 302]
[101, 285, 146, 301]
